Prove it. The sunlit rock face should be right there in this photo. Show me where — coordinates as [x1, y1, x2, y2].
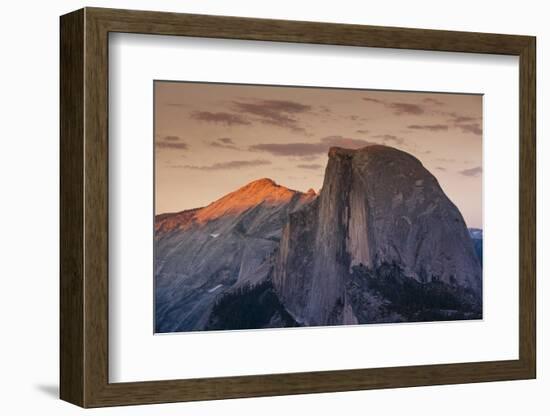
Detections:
[154, 178, 316, 332]
[273, 145, 482, 326]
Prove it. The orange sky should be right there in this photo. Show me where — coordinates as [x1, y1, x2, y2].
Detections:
[154, 81, 483, 228]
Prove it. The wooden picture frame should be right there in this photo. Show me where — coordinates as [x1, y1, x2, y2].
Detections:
[60, 7, 536, 408]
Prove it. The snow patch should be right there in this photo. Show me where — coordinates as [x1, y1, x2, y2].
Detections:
[208, 284, 223, 293]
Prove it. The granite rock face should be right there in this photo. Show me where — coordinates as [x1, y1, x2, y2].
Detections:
[154, 178, 315, 332]
[273, 145, 482, 326]
[155, 145, 482, 332]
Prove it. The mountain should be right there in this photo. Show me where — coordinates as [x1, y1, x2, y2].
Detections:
[155, 145, 483, 333]
[469, 228, 483, 266]
[273, 145, 482, 326]
[155, 178, 316, 332]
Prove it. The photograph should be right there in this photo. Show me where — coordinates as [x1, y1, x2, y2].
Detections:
[153, 81, 483, 333]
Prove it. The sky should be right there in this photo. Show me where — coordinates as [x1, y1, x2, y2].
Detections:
[154, 81, 483, 228]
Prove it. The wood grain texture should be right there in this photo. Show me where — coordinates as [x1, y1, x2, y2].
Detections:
[59, 7, 537, 408]
[59, 8, 84, 407]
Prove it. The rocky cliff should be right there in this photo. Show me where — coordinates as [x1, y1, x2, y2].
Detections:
[155, 178, 316, 332]
[273, 145, 482, 326]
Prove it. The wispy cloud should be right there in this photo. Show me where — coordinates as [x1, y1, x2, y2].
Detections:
[445, 112, 479, 124]
[456, 123, 482, 136]
[232, 99, 311, 134]
[297, 163, 323, 170]
[356, 129, 370, 134]
[459, 166, 482, 177]
[209, 137, 239, 150]
[155, 135, 189, 150]
[249, 135, 375, 157]
[191, 111, 251, 126]
[423, 97, 445, 106]
[362, 97, 384, 104]
[389, 102, 424, 115]
[362, 97, 424, 115]
[164, 135, 181, 141]
[181, 159, 271, 171]
[407, 124, 449, 132]
[250, 142, 326, 157]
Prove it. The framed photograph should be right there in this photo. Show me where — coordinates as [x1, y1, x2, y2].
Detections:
[60, 7, 536, 408]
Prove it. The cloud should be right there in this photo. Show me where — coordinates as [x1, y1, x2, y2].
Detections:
[407, 124, 449, 132]
[250, 142, 327, 156]
[445, 112, 478, 123]
[156, 142, 189, 150]
[456, 123, 482, 135]
[299, 155, 320, 161]
[182, 159, 271, 171]
[297, 164, 323, 170]
[423, 97, 444, 106]
[435, 166, 446, 171]
[459, 166, 482, 177]
[453, 115, 477, 123]
[389, 102, 424, 115]
[163, 135, 181, 141]
[362, 97, 384, 104]
[155, 135, 189, 150]
[191, 111, 251, 126]
[249, 135, 375, 157]
[209, 137, 239, 150]
[362, 97, 424, 115]
[232, 99, 311, 133]
[356, 129, 370, 134]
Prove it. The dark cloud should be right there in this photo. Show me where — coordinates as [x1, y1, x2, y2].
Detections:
[164, 135, 181, 141]
[250, 142, 327, 157]
[232, 99, 311, 133]
[191, 111, 251, 126]
[156, 142, 189, 150]
[297, 163, 323, 170]
[363, 97, 424, 115]
[459, 166, 482, 177]
[209, 137, 239, 150]
[456, 123, 482, 135]
[445, 112, 478, 123]
[249, 135, 374, 157]
[423, 97, 445, 106]
[155, 135, 188, 150]
[389, 102, 424, 115]
[362, 97, 385, 104]
[407, 124, 449, 132]
[182, 159, 271, 171]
